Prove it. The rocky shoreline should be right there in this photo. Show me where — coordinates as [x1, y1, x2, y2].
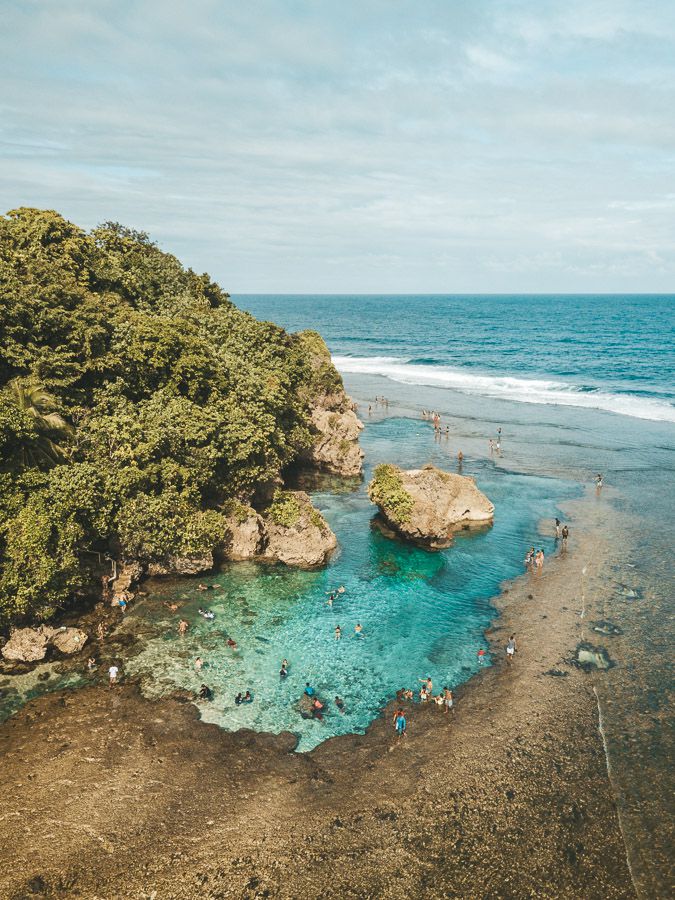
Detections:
[0, 493, 635, 899]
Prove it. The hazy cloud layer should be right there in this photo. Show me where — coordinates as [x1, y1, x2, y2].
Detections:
[1, 0, 674, 291]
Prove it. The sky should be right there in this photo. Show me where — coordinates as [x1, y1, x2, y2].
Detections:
[1, 0, 674, 293]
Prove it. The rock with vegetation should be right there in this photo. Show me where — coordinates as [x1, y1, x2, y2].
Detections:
[261, 490, 337, 568]
[146, 553, 214, 577]
[368, 463, 494, 548]
[221, 502, 265, 560]
[297, 332, 364, 477]
[0, 208, 358, 629]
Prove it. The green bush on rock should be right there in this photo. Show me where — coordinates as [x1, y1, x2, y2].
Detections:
[368, 464, 414, 524]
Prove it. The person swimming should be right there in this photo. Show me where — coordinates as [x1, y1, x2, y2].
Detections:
[280, 663, 288, 678]
[198, 684, 213, 701]
[198, 608, 215, 620]
[335, 696, 345, 713]
[226, 637, 238, 649]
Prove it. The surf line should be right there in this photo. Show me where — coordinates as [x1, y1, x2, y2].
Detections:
[593, 685, 641, 899]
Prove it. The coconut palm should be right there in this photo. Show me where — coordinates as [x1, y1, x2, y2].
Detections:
[6, 377, 74, 468]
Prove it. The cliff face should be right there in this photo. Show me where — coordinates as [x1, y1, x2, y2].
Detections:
[297, 331, 364, 478]
[368, 463, 494, 549]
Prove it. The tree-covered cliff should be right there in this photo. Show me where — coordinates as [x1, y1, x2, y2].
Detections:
[0, 208, 344, 626]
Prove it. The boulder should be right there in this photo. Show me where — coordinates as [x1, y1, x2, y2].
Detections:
[50, 627, 88, 655]
[147, 552, 214, 577]
[368, 463, 494, 548]
[221, 503, 265, 560]
[260, 490, 337, 569]
[1, 627, 55, 662]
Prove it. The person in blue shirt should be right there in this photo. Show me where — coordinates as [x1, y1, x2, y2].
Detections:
[394, 709, 407, 740]
[304, 682, 314, 697]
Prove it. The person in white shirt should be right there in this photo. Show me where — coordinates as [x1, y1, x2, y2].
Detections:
[108, 664, 119, 686]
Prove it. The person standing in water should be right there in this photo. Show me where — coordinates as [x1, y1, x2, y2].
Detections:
[561, 525, 569, 550]
[335, 625, 342, 640]
[595, 473, 604, 491]
[555, 518, 561, 539]
[178, 619, 188, 636]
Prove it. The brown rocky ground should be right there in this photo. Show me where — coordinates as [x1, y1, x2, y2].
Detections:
[0, 501, 634, 900]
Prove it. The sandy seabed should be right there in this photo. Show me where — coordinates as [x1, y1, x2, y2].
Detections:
[0, 495, 636, 899]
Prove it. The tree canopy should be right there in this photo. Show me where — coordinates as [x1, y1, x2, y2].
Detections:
[0, 207, 334, 625]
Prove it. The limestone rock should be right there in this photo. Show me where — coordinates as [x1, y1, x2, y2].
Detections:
[221, 504, 265, 560]
[368, 463, 494, 548]
[147, 552, 214, 577]
[306, 403, 364, 477]
[111, 560, 144, 595]
[260, 491, 337, 569]
[296, 331, 364, 478]
[50, 627, 88, 655]
[1, 627, 55, 662]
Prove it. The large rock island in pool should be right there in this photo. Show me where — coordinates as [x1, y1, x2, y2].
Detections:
[368, 463, 494, 548]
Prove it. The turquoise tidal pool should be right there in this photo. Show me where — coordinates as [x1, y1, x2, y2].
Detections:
[122, 417, 579, 751]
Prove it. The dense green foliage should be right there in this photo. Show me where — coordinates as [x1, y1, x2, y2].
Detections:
[0, 208, 339, 626]
[368, 464, 414, 524]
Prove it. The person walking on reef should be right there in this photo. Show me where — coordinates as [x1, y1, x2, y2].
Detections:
[506, 635, 517, 665]
[561, 524, 569, 550]
[394, 708, 407, 740]
[108, 663, 119, 687]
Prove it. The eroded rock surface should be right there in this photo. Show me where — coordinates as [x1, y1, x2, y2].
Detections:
[368, 463, 494, 548]
[221, 504, 265, 560]
[260, 490, 337, 568]
[1, 625, 88, 662]
[146, 553, 214, 577]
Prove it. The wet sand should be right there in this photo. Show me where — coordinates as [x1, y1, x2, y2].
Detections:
[0, 496, 635, 899]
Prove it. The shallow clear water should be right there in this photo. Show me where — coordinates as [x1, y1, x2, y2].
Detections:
[125, 418, 577, 751]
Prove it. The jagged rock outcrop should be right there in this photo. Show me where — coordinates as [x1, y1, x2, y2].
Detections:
[297, 331, 364, 477]
[368, 463, 494, 549]
[147, 553, 214, 577]
[260, 490, 337, 569]
[306, 402, 364, 477]
[221, 503, 265, 560]
[111, 560, 144, 595]
[1, 626, 88, 662]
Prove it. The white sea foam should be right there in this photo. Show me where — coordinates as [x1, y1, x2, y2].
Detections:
[332, 356, 675, 423]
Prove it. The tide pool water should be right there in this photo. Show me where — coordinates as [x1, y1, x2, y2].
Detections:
[124, 417, 577, 751]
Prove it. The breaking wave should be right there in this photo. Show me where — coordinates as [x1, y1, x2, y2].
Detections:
[332, 356, 675, 423]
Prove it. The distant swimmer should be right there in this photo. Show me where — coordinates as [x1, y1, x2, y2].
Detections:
[304, 682, 315, 697]
[595, 473, 604, 490]
[226, 637, 238, 649]
[477, 648, 486, 665]
[198, 684, 213, 701]
[354, 623, 363, 635]
[335, 625, 342, 640]
[178, 619, 189, 635]
[194, 657, 203, 671]
[279, 663, 288, 678]
[335, 696, 345, 714]
[198, 608, 215, 620]
[555, 518, 561, 539]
